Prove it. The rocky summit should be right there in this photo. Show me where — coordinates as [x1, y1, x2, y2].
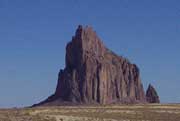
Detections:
[34, 25, 158, 106]
[146, 84, 160, 103]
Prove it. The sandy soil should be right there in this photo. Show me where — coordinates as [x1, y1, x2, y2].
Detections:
[0, 104, 180, 121]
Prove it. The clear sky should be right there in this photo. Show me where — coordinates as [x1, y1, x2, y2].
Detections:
[0, 0, 179, 108]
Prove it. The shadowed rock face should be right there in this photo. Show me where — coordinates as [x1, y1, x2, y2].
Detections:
[146, 84, 160, 103]
[34, 25, 147, 106]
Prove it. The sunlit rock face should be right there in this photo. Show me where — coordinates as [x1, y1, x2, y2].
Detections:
[34, 25, 147, 106]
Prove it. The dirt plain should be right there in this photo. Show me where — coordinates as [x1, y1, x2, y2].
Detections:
[0, 104, 180, 121]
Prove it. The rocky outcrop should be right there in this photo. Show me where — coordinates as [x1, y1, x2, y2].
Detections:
[34, 25, 147, 106]
[146, 84, 160, 103]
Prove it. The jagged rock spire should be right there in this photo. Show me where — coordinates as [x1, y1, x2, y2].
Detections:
[146, 84, 160, 103]
[33, 25, 147, 106]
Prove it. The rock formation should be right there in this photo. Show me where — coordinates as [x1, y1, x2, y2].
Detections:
[34, 25, 147, 106]
[146, 84, 160, 103]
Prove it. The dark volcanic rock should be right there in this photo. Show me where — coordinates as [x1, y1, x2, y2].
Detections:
[146, 84, 160, 103]
[34, 25, 147, 106]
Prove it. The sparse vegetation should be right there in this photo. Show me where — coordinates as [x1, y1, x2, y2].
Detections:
[0, 104, 180, 121]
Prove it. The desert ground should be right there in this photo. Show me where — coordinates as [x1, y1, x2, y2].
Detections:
[0, 104, 180, 121]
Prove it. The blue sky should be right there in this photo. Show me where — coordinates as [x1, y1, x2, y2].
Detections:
[0, 0, 179, 107]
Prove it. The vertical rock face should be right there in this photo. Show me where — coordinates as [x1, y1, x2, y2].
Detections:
[34, 25, 147, 106]
[146, 84, 160, 103]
